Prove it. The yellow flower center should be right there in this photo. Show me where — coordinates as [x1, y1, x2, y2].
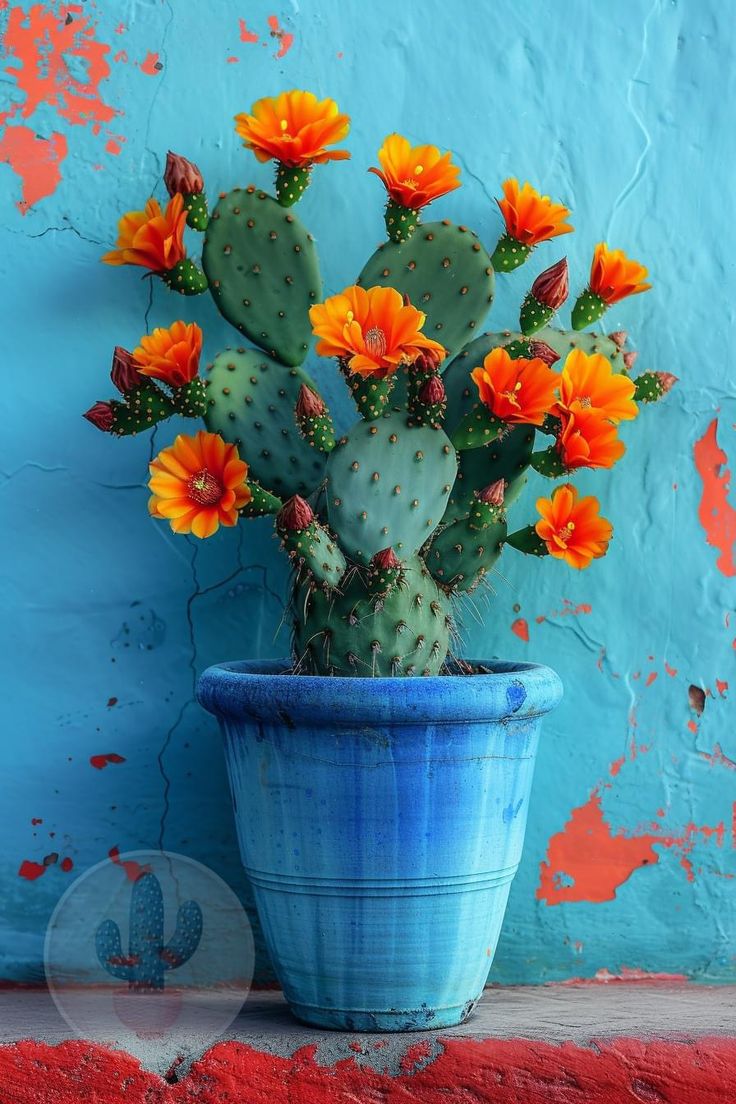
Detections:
[401, 177, 419, 190]
[500, 380, 523, 407]
[558, 521, 576, 543]
[364, 326, 388, 359]
[579, 395, 592, 409]
[188, 469, 223, 507]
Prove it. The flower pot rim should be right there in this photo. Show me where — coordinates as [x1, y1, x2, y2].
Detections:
[197, 658, 563, 727]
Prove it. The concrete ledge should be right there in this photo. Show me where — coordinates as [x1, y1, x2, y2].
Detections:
[0, 984, 735, 1101]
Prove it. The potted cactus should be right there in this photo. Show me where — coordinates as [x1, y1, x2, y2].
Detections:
[85, 90, 674, 1030]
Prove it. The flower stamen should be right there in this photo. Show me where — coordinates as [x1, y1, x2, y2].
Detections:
[188, 469, 223, 506]
[364, 326, 388, 359]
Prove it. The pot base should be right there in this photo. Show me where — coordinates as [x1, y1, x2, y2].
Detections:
[289, 994, 481, 1032]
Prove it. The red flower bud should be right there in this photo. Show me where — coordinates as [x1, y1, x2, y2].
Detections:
[478, 479, 505, 507]
[607, 330, 628, 349]
[528, 340, 561, 366]
[411, 348, 444, 374]
[656, 371, 678, 394]
[370, 547, 400, 571]
[110, 346, 142, 394]
[623, 350, 638, 370]
[278, 494, 314, 532]
[418, 376, 446, 405]
[164, 150, 204, 197]
[530, 257, 568, 310]
[83, 401, 115, 432]
[295, 384, 325, 419]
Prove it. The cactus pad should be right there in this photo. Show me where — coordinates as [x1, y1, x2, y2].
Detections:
[357, 221, 495, 359]
[203, 187, 321, 366]
[204, 347, 327, 498]
[292, 556, 453, 676]
[326, 412, 458, 564]
[425, 512, 507, 593]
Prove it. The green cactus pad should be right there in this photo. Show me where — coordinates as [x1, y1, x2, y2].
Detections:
[160, 258, 208, 295]
[634, 371, 665, 403]
[203, 346, 327, 498]
[505, 524, 549, 557]
[203, 186, 321, 367]
[357, 220, 495, 359]
[326, 412, 458, 564]
[280, 520, 347, 589]
[491, 233, 531, 273]
[292, 556, 453, 676]
[519, 293, 554, 336]
[425, 513, 507, 593]
[183, 192, 208, 231]
[111, 383, 174, 436]
[241, 480, 282, 517]
[531, 446, 566, 478]
[171, 377, 207, 419]
[451, 405, 505, 450]
[571, 288, 607, 331]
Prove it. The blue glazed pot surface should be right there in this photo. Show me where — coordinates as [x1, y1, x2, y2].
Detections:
[197, 660, 562, 1031]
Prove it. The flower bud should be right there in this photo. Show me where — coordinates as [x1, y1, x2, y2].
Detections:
[530, 257, 568, 310]
[528, 340, 561, 366]
[411, 348, 443, 373]
[478, 479, 505, 506]
[607, 330, 628, 349]
[656, 371, 678, 394]
[622, 350, 638, 370]
[370, 547, 400, 571]
[83, 401, 115, 432]
[295, 384, 325, 419]
[164, 150, 204, 197]
[418, 375, 446, 405]
[277, 494, 314, 532]
[110, 346, 141, 394]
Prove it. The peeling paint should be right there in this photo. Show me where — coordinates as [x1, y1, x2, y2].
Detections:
[0, 125, 67, 212]
[694, 419, 736, 577]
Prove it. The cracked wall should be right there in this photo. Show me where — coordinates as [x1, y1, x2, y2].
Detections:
[1, 0, 735, 984]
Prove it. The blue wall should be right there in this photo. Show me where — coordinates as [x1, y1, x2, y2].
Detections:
[1, 0, 735, 984]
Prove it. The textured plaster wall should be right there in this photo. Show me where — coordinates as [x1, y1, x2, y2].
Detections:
[1, 0, 735, 985]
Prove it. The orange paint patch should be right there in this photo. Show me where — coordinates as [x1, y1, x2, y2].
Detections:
[664, 662, 678, 677]
[645, 671, 658, 687]
[700, 743, 736, 771]
[139, 51, 160, 76]
[239, 18, 259, 43]
[694, 418, 736, 577]
[0, 125, 67, 212]
[716, 679, 729, 697]
[226, 56, 239, 63]
[268, 14, 294, 57]
[105, 137, 121, 155]
[537, 600, 592, 624]
[511, 617, 529, 642]
[687, 720, 698, 735]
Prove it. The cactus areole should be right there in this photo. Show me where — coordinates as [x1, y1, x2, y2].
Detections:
[89, 89, 672, 1033]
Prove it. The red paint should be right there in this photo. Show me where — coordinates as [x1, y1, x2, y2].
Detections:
[538, 600, 592, 623]
[1, 4, 117, 131]
[0, 125, 67, 212]
[1, 1036, 735, 1104]
[105, 137, 121, 154]
[559, 967, 688, 985]
[226, 56, 239, 63]
[664, 661, 678, 677]
[716, 678, 729, 696]
[694, 418, 736, 577]
[700, 743, 736, 771]
[268, 14, 294, 57]
[399, 1039, 433, 1072]
[17, 860, 46, 881]
[139, 51, 160, 75]
[510, 617, 529, 642]
[60, 857, 73, 872]
[113, 48, 128, 63]
[108, 846, 150, 882]
[687, 720, 698, 735]
[644, 671, 657, 687]
[239, 18, 259, 43]
[90, 752, 126, 770]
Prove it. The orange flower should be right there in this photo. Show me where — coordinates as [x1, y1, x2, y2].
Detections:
[557, 406, 625, 470]
[134, 321, 203, 388]
[148, 431, 251, 539]
[557, 348, 638, 424]
[589, 243, 651, 304]
[234, 90, 350, 167]
[496, 179, 573, 245]
[102, 194, 187, 272]
[470, 347, 558, 426]
[535, 484, 612, 569]
[368, 134, 460, 210]
[309, 285, 446, 378]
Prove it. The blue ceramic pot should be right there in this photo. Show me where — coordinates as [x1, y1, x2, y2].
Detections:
[197, 659, 562, 1031]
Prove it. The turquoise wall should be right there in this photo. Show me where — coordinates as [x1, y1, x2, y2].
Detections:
[2, 0, 735, 984]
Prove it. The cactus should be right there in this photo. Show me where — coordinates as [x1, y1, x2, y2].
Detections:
[357, 221, 495, 359]
[95, 871, 202, 992]
[203, 187, 321, 367]
[90, 92, 674, 677]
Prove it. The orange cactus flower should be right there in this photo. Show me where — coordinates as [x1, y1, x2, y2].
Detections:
[102, 194, 187, 272]
[557, 406, 626, 470]
[557, 348, 638, 424]
[134, 321, 203, 389]
[234, 90, 350, 167]
[535, 484, 612, 570]
[369, 134, 460, 211]
[589, 243, 651, 305]
[148, 431, 251, 539]
[309, 285, 446, 378]
[470, 346, 558, 426]
[492, 179, 573, 271]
